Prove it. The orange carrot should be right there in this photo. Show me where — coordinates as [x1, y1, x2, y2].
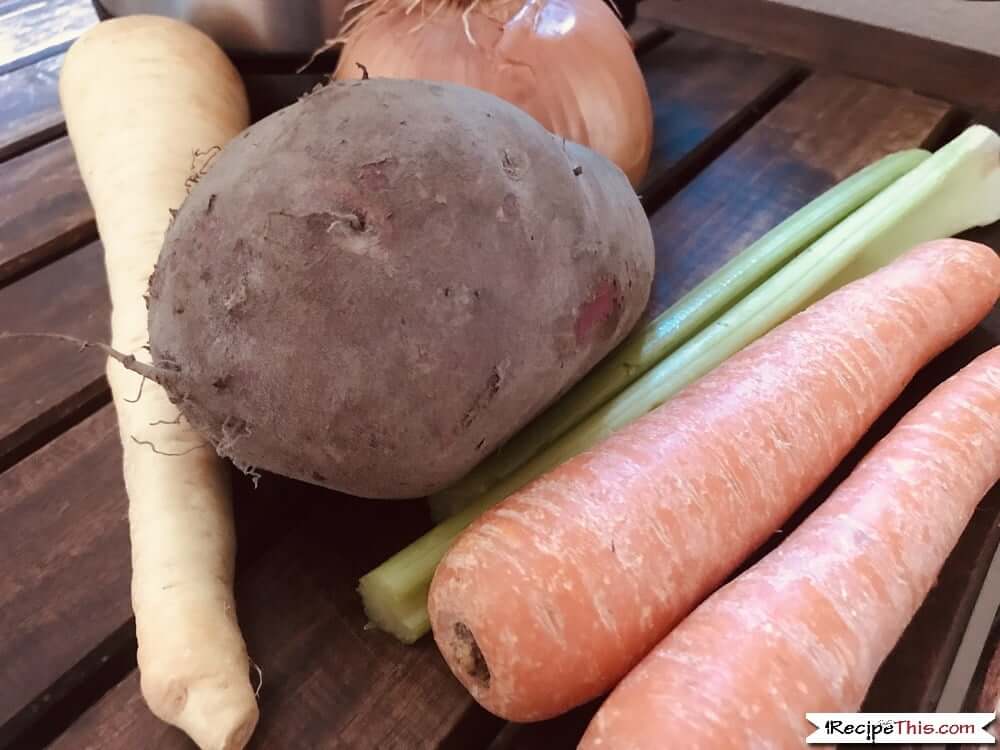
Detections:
[580, 344, 1000, 750]
[428, 239, 1000, 722]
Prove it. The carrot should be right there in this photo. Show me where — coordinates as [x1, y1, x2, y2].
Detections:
[59, 17, 254, 750]
[580, 344, 1000, 750]
[427, 238, 1000, 722]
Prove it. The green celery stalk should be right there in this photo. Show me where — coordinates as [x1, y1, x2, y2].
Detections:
[365, 125, 1000, 644]
[428, 149, 929, 521]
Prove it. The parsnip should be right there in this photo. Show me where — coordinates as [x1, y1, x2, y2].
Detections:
[59, 17, 255, 750]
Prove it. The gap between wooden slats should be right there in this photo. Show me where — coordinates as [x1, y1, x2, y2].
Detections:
[0, 54, 65, 162]
[0, 137, 96, 286]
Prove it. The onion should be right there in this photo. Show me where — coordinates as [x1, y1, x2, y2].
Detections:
[332, 0, 653, 186]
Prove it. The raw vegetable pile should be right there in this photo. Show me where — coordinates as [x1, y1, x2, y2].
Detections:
[41, 6, 1000, 750]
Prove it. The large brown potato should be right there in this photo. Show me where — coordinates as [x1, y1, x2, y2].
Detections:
[148, 78, 654, 498]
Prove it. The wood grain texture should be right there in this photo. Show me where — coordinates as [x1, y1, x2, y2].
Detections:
[0, 407, 129, 741]
[967, 598, 1000, 717]
[0, 53, 63, 162]
[0, 137, 95, 284]
[638, 32, 800, 209]
[641, 0, 1000, 114]
[627, 16, 668, 53]
[645, 72, 950, 317]
[0, 0, 95, 75]
[0, 240, 109, 469]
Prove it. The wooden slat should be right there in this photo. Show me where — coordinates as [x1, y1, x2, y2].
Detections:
[486, 702, 598, 750]
[487, 73, 953, 749]
[0, 240, 109, 470]
[646, 72, 949, 316]
[0, 0, 95, 75]
[0, 137, 95, 284]
[970, 617, 1000, 715]
[637, 32, 800, 208]
[0, 65, 330, 167]
[641, 0, 1000, 114]
[965, 552, 1000, 719]
[42, 31, 812, 749]
[626, 16, 667, 53]
[0, 406, 130, 746]
[0, 53, 63, 161]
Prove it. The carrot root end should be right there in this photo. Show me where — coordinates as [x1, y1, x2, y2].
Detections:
[452, 622, 491, 688]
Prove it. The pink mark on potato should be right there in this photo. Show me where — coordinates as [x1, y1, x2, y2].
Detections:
[575, 279, 620, 344]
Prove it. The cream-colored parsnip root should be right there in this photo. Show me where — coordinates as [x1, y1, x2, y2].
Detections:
[59, 16, 255, 750]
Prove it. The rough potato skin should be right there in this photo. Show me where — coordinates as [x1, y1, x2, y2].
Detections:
[149, 78, 654, 499]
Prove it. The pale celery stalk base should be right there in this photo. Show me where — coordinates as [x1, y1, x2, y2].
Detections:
[428, 149, 929, 521]
[366, 126, 1000, 644]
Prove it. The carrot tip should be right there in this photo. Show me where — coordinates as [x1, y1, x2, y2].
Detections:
[451, 622, 491, 687]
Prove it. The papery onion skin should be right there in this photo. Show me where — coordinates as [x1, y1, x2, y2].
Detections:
[334, 0, 653, 187]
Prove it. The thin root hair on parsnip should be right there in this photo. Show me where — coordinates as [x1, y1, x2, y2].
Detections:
[0, 331, 265, 486]
[0, 331, 248, 471]
[123, 375, 147, 404]
[185, 145, 222, 193]
[252, 662, 264, 698]
[149, 414, 185, 427]
[131, 435, 211, 457]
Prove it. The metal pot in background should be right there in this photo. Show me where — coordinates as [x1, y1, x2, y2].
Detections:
[94, 0, 350, 61]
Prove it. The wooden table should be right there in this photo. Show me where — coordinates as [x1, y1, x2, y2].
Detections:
[2, 1, 1000, 748]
